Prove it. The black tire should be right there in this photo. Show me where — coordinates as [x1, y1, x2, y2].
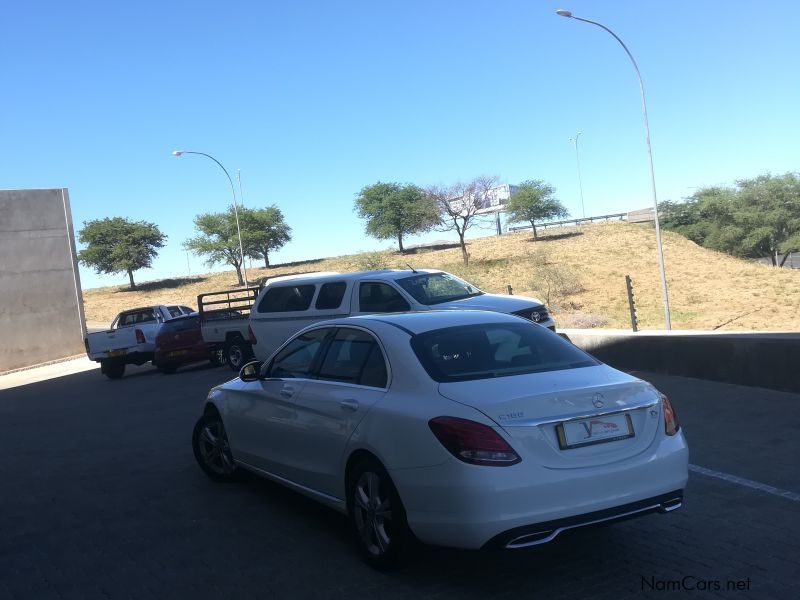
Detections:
[158, 363, 178, 375]
[192, 413, 239, 483]
[347, 457, 411, 570]
[224, 337, 251, 371]
[101, 360, 125, 380]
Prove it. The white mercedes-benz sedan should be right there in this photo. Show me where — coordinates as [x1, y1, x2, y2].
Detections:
[192, 310, 688, 568]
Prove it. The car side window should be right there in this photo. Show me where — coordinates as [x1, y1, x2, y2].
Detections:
[168, 307, 182, 318]
[316, 328, 388, 388]
[315, 281, 347, 310]
[358, 282, 411, 313]
[258, 285, 316, 313]
[266, 328, 332, 379]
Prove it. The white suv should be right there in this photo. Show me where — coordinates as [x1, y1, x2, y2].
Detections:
[248, 269, 555, 362]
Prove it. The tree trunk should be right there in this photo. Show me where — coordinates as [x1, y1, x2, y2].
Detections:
[531, 222, 538, 240]
[771, 251, 777, 267]
[459, 233, 469, 266]
[779, 252, 792, 267]
[234, 264, 244, 286]
[264, 250, 270, 269]
[127, 269, 136, 290]
[398, 233, 404, 253]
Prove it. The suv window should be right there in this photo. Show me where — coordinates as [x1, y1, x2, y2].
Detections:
[315, 281, 347, 310]
[358, 282, 411, 313]
[258, 285, 316, 313]
[167, 306, 183, 318]
[266, 328, 332, 379]
[316, 328, 388, 387]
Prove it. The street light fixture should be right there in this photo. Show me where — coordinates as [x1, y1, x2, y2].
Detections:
[172, 150, 248, 288]
[568, 131, 586, 220]
[555, 9, 672, 330]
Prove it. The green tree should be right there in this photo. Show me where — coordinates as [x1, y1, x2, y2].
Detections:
[662, 172, 800, 266]
[78, 217, 166, 290]
[354, 182, 439, 252]
[184, 207, 247, 285]
[241, 205, 292, 268]
[505, 180, 569, 239]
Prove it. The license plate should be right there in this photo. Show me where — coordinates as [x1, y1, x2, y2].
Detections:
[108, 349, 127, 357]
[168, 350, 188, 358]
[556, 412, 634, 450]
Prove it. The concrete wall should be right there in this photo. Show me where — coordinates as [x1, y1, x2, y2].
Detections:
[0, 189, 86, 372]
[563, 329, 800, 393]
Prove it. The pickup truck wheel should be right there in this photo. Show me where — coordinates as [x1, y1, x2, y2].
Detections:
[101, 361, 125, 380]
[224, 338, 251, 371]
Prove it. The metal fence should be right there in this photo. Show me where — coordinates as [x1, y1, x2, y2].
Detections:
[507, 212, 628, 233]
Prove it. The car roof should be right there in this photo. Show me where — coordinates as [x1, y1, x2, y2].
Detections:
[326, 310, 523, 335]
[263, 269, 445, 286]
[120, 305, 179, 314]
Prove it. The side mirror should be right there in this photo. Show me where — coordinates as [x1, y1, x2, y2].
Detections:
[239, 360, 263, 382]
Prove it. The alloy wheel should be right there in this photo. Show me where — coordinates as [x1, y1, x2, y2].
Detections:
[353, 471, 394, 557]
[197, 420, 236, 476]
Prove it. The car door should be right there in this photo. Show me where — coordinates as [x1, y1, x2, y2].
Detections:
[223, 327, 334, 477]
[284, 327, 389, 497]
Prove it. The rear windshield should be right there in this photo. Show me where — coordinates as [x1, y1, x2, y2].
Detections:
[410, 322, 597, 382]
[159, 316, 199, 333]
[396, 272, 482, 305]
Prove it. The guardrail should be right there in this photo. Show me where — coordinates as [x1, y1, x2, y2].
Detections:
[508, 212, 627, 232]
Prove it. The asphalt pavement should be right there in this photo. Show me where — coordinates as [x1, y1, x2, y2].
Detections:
[0, 361, 798, 599]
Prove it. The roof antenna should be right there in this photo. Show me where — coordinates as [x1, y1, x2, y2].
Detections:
[406, 263, 418, 274]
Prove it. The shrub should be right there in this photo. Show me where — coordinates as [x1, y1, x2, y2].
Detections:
[352, 250, 392, 271]
[530, 263, 584, 308]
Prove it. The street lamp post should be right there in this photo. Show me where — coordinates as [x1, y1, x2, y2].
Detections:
[556, 9, 672, 330]
[172, 150, 248, 288]
[568, 131, 586, 220]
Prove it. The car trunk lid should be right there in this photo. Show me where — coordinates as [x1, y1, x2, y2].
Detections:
[437, 365, 662, 468]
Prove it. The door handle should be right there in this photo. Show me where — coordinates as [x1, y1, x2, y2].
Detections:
[280, 385, 295, 399]
[340, 399, 359, 412]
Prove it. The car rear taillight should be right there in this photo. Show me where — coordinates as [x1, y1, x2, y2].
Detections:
[135, 329, 145, 344]
[662, 394, 679, 436]
[428, 416, 521, 466]
[248, 324, 257, 345]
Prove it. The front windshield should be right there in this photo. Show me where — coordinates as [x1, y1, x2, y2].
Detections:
[396, 272, 483, 305]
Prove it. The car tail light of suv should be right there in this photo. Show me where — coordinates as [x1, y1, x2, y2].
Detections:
[428, 416, 521, 466]
[661, 394, 679, 436]
[248, 324, 258, 345]
[135, 329, 146, 344]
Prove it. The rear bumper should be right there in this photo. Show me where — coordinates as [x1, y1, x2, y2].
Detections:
[482, 489, 683, 549]
[390, 431, 688, 549]
[92, 351, 153, 365]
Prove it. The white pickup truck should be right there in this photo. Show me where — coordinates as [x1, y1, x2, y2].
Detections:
[197, 287, 260, 371]
[85, 305, 194, 379]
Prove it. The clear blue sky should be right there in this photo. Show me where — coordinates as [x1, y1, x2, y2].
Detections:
[2, 0, 798, 288]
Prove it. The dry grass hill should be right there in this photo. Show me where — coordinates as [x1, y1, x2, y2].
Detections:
[82, 222, 800, 331]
